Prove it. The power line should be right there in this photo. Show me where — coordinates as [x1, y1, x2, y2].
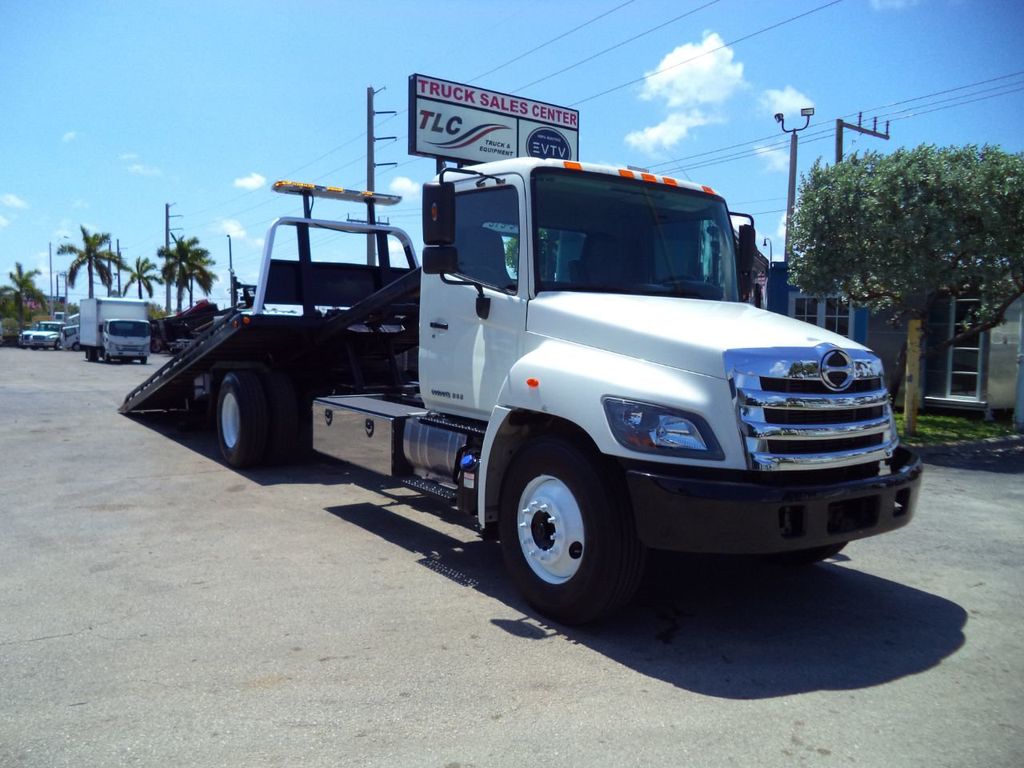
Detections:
[471, 0, 638, 83]
[572, 0, 846, 107]
[512, 0, 721, 93]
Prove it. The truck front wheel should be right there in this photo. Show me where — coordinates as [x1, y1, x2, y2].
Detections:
[217, 371, 269, 468]
[499, 438, 646, 625]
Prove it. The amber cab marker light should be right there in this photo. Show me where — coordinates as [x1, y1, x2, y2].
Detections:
[526, 378, 540, 389]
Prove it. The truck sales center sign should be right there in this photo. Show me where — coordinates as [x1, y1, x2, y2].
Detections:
[409, 74, 579, 166]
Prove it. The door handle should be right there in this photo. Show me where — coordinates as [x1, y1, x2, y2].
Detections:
[429, 321, 449, 331]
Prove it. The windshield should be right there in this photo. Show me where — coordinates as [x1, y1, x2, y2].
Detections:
[107, 320, 150, 337]
[532, 169, 738, 301]
[39, 322, 63, 332]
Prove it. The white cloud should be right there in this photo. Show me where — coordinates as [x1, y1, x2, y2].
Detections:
[760, 86, 815, 121]
[0, 214, 9, 229]
[753, 144, 790, 173]
[119, 152, 139, 161]
[62, 131, 77, 143]
[626, 112, 716, 153]
[870, 0, 919, 10]
[234, 172, 266, 191]
[2, 193, 28, 209]
[220, 219, 247, 239]
[639, 32, 745, 108]
[388, 176, 421, 202]
[627, 31, 746, 154]
[127, 163, 162, 177]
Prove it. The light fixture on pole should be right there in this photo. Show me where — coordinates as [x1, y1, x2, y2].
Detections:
[762, 237, 773, 262]
[776, 107, 814, 262]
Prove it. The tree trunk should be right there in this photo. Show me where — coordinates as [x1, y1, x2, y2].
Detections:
[902, 319, 924, 437]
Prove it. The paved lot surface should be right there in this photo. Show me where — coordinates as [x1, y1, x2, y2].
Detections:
[1, 346, 1022, 767]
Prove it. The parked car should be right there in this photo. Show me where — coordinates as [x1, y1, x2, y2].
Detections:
[19, 321, 63, 350]
[61, 324, 80, 351]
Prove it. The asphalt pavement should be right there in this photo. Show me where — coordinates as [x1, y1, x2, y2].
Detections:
[1, 346, 1022, 767]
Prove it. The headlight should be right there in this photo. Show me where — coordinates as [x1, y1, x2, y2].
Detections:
[602, 397, 723, 460]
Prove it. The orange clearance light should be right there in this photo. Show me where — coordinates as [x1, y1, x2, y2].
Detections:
[526, 378, 540, 389]
[701, 185, 717, 195]
[563, 161, 583, 171]
[431, 202, 439, 222]
[242, 316, 251, 325]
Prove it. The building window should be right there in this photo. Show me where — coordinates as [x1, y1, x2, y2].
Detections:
[789, 293, 853, 338]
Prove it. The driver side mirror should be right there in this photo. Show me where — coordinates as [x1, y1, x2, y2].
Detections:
[423, 181, 456, 245]
[422, 245, 459, 275]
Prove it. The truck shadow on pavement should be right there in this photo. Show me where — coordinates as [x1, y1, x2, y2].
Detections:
[326, 498, 967, 701]
[130, 414, 968, 699]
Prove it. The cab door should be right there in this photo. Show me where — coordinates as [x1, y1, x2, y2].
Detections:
[419, 177, 528, 420]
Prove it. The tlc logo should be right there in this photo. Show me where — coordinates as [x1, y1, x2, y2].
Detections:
[419, 110, 462, 135]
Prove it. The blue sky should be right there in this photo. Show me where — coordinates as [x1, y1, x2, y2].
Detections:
[2, 0, 1022, 309]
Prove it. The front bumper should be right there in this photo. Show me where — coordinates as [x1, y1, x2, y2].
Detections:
[626, 447, 922, 554]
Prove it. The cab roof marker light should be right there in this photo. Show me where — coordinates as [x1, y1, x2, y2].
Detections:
[640, 173, 657, 183]
[618, 169, 635, 179]
[663, 177, 678, 186]
[563, 161, 583, 171]
[701, 185, 717, 195]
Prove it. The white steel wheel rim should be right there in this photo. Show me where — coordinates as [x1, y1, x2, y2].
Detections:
[516, 474, 586, 585]
[221, 391, 241, 449]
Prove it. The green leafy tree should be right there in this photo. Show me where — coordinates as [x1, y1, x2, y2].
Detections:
[124, 256, 161, 299]
[158, 236, 216, 311]
[59, 226, 116, 299]
[789, 144, 1024, 432]
[6, 262, 47, 329]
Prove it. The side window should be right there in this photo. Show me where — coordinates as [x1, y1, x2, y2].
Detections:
[454, 187, 519, 292]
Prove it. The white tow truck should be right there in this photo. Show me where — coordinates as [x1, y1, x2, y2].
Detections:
[122, 158, 921, 624]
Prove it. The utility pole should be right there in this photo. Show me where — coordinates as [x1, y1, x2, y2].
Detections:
[366, 85, 397, 266]
[776, 107, 815, 262]
[835, 112, 890, 163]
[164, 203, 182, 312]
[115, 238, 122, 297]
[227, 234, 237, 309]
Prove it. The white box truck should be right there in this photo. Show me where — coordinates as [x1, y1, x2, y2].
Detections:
[122, 159, 921, 624]
[80, 297, 151, 363]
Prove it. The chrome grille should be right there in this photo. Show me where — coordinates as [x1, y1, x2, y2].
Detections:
[726, 345, 898, 471]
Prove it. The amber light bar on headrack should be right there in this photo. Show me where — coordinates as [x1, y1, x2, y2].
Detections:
[272, 180, 402, 206]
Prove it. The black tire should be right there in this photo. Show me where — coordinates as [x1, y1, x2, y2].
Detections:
[498, 437, 646, 625]
[259, 370, 299, 465]
[770, 542, 847, 565]
[216, 371, 269, 468]
[140, 357, 148, 365]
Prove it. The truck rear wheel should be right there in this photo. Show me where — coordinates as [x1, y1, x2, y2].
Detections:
[217, 371, 269, 468]
[499, 437, 646, 625]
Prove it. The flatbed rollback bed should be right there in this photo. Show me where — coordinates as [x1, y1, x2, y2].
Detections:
[120, 185, 423, 468]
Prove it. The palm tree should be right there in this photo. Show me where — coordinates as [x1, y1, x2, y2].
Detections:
[7, 262, 47, 329]
[59, 226, 115, 299]
[124, 256, 161, 299]
[183, 246, 217, 307]
[158, 236, 216, 311]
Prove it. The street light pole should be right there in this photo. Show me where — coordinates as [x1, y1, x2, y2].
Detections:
[776, 107, 815, 262]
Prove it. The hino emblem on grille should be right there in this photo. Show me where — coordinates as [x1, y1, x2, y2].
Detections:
[820, 348, 855, 391]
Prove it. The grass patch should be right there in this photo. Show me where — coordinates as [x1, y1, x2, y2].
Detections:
[895, 411, 1017, 445]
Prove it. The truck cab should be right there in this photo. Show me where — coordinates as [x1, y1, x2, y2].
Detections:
[415, 159, 919, 622]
